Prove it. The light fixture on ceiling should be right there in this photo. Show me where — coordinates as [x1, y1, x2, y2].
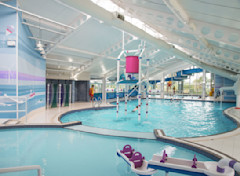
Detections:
[68, 57, 73, 62]
[36, 41, 43, 48]
[40, 50, 45, 54]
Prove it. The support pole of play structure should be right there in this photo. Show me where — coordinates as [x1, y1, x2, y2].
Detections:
[146, 59, 150, 118]
[116, 56, 120, 118]
[138, 57, 142, 122]
[125, 85, 128, 115]
[202, 69, 206, 100]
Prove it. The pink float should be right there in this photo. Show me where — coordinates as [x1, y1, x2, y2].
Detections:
[126, 56, 139, 73]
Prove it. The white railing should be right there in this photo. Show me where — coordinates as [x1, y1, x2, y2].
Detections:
[0, 165, 41, 176]
[92, 97, 102, 108]
[97, 97, 102, 107]
[0, 95, 28, 122]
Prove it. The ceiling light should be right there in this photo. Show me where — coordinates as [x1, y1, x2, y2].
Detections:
[37, 41, 43, 48]
[68, 58, 73, 62]
[38, 47, 44, 51]
[40, 50, 45, 54]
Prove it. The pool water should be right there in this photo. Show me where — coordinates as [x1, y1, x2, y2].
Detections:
[0, 128, 213, 176]
[61, 99, 237, 137]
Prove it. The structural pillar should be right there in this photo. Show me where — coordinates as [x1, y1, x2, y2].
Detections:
[234, 79, 240, 109]
[58, 84, 62, 107]
[161, 74, 164, 98]
[102, 77, 106, 104]
[202, 70, 206, 100]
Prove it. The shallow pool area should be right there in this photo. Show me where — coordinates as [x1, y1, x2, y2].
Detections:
[61, 99, 237, 138]
[0, 128, 213, 176]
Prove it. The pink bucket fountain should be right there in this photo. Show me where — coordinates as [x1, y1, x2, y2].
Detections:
[126, 56, 139, 73]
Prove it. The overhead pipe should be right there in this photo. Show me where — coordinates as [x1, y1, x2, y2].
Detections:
[59, 0, 238, 81]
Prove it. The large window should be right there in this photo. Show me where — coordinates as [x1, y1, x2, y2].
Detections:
[183, 72, 211, 95]
[90, 80, 102, 93]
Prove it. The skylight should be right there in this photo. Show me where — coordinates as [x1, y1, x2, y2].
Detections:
[91, 0, 164, 39]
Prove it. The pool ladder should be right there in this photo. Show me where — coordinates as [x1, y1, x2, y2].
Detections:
[0, 165, 42, 176]
[92, 97, 102, 108]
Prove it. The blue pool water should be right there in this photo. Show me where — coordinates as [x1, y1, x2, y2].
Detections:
[61, 99, 237, 137]
[0, 128, 213, 176]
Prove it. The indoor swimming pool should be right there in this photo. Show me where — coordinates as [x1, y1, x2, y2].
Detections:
[0, 128, 213, 176]
[61, 99, 237, 138]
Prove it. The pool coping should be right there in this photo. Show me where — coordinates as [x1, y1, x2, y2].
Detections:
[153, 129, 239, 161]
[0, 121, 82, 129]
[149, 96, 236, 103]
[58, 106, 116, 122]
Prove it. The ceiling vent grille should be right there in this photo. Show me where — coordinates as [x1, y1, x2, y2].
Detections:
[114, 12, 124, 21]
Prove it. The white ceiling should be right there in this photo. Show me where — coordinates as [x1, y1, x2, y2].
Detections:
[14, 0, 240, 80]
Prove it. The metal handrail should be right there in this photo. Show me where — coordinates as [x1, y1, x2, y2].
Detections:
[0, 95, 28, 122]
[92, 97, 97, 108]
[0, 165, 41, 176]
[97, 97, 102, 107]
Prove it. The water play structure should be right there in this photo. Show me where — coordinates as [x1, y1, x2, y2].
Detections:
[117, 145, 236, 176]
[116, 35, 150, 121]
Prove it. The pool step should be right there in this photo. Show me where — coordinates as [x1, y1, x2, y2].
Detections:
[3, 119, 21, 125]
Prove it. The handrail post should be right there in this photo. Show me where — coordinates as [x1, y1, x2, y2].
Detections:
[25, 96, 28, 123]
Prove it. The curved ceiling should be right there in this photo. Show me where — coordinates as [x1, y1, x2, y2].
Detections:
[12, 0, 240, 81]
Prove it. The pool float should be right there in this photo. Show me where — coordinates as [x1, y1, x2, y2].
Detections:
[148, 150, 235, 176]
[117, 145, 157, 176]
[117, 146, 236, 176]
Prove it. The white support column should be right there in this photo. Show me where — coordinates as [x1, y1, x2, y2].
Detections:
[102, 77, 106, 104]
[124, 84, 128, 115]
[58, 84, 62, 107]
[234, 79, 240, 109]
[189, 74, 191, 96]
[202, 70, 206, 100]
[161, 74, 165, 98]
[171, 73, 173, 97]
[138, 57, 142, 122]
[116, 57, 120, 118]
[16, 1, 19, 120]
[69, 84, 72, 105]
[146, 59, 150, 118]
[47, 83, 50, 108]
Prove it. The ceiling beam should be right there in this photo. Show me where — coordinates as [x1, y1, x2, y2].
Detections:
[45, 14, 91, 55]
[28, 36, 56, 44]
[22, 22, 67, 36]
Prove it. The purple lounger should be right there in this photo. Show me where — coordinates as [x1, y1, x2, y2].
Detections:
[120, 144, 134, 158]
[129, 152, 145, 168]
